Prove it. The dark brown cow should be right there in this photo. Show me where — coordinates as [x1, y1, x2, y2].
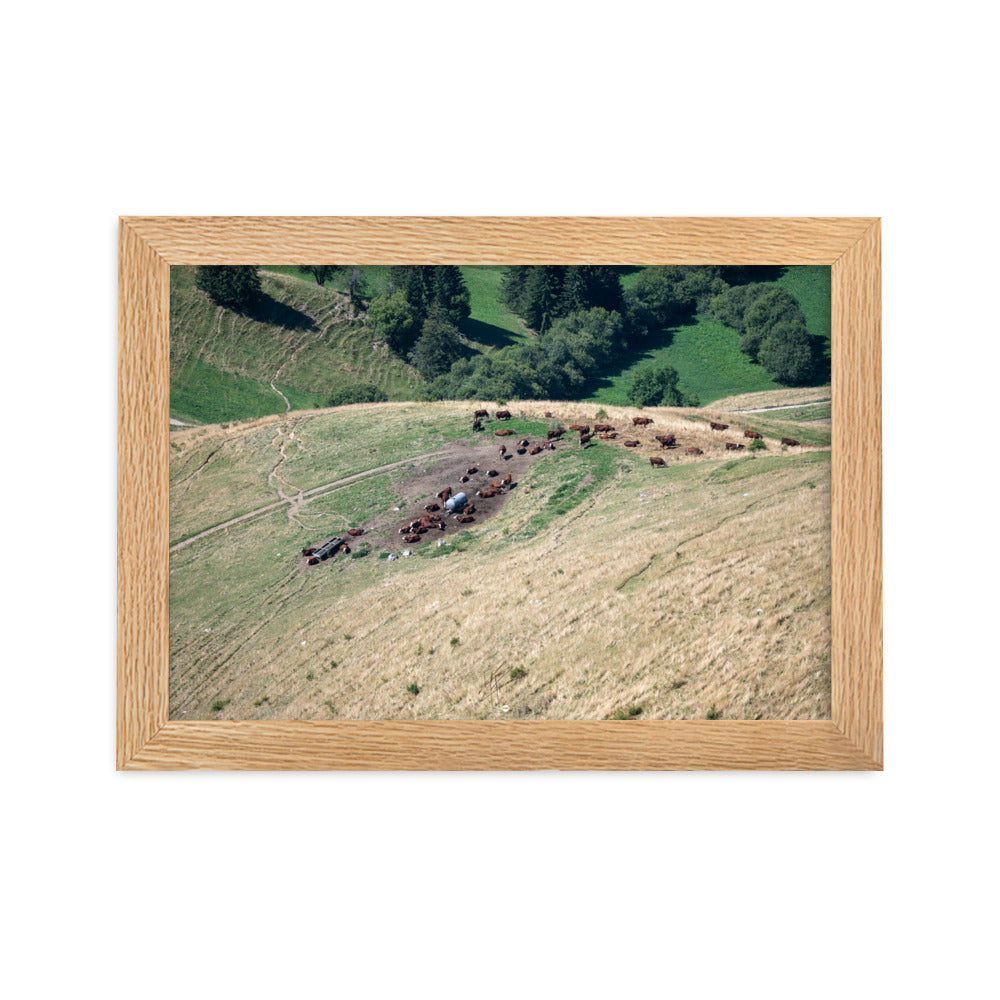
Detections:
[424, 503, 440, 511]
[529, 445, 543, 455]
[404, 534, 421, 544]
[685, 447, 704, 455]
[495, 409, 512, 420]
[460, 475, 470, 483]
[472, 420, 483, 431]
[547, 429, 564, 439]
[781, 437, 801, 447]
[487, 469, 499, 477]
[725, 442, 745, 451]
[744, 430, 763, 440]
[632, 416, 653, 427]
[464, 504, 476, 514]
[307, 557, 320, 565]
[437, 487, 452, 501]
[347, 528, 365, 536]
[709, 421, 729, 431]
[502, 473, 512, 485]
[593, 423, 615, 433]
[466, 466, 478, 475]
[623, 440, 639, 447]
[495, 429, 514, 437]
[655, 434, 676, 448]
[544, 411, 553, 418]
[474, 409, 488, 418]
[518, 438, 530, 448]
[458, 515, 475, 523]
[579, 433, 592, 446]
[498, 445, 507, 457]
[516, 447, 527, 455]
[489, 480, 503, 489]
[649, 456, 665, 467]
[568, 424, 590, 433]
[546, 441, 556, 450]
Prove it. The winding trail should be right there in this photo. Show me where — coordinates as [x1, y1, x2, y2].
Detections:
[729, 397, 830, 414]
[169, 450, 448, 553]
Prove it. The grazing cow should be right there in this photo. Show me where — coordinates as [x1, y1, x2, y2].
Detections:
[709, 422, 729, 431]
[744, 430, 763, 440]
[685, 447, 704, 455]
[624, 440, 639, 448]
[568, 424, 590, 433]
[487, 469, 499, 477]
[655, 434, 676, 448]
[580, 433, 592, 447]
[781, 437, 801, 447]
[458, 515, 475, 523]
[495, 409, 512, 420]
[547, 429, 564, 440]
[474, 409, 488, 418]
[529, 445, 543, 455]
[472, 420, 483, 431]
[347, 528, 365, 537]
[649, 456, 665, 467]
[404, 534, 421, 544]
[632, 416, 653, 427]
[424, 503, 440, 511]
[725, 442, 745, 451]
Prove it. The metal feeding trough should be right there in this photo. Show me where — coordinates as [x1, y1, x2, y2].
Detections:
[302, 535, 346, 565]
[444, 492, 468, 512]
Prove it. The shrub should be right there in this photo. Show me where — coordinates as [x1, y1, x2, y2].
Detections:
[450, 637, 460, 646]
[706, 705, 722, 719]
[748, 437, 766, 452]
[510, 667, 528, 681]
[610, 704, 643, 720]
[326, 383, 388, 407]
[406, 682, 420, 696]
[210, 698, 229, 713]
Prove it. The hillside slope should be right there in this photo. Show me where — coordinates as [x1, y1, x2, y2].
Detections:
[170, 267, 422, 423]
[169, 396, 831, 721]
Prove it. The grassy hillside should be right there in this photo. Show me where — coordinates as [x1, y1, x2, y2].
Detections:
[170, 267, 421, 423]
[169, 396, 831, 722]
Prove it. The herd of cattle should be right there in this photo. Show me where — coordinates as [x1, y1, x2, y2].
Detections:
[302, 407, 804, 564]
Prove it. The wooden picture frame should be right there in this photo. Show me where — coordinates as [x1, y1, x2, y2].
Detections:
[118, 217, 881, 770]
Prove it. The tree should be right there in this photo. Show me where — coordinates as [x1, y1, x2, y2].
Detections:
[757, 321, 815, 384]
[302, 265, 339, 286]
[367, 290, 418, 353]
[195, 266, 262, 313]
[432, 265, 471, 325]
[741, 287, 803, 359]
[326, 382, 388, 406]
[520, 266, 564, 333]
[626, 361, 694, 407]
[345, 268, 368, 312]
[409, 305, 463, 379]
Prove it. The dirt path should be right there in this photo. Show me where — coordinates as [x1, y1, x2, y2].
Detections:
[169, 450, 449, 553]
[730, 397, 830, 414]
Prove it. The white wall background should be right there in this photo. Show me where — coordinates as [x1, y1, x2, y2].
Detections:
[3, 3, 996, 998]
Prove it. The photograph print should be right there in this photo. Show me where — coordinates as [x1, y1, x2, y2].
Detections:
[168, 261, 832, 721]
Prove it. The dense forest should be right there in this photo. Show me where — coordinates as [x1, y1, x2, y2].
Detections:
[191, 263, 827, 413]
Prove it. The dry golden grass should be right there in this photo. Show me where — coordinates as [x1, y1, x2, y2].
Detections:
[169, 399, 831, 722]
[711, 387, 831, 412]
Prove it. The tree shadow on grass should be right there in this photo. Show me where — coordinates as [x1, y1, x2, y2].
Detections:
[251, 293, 316, 331]
[460, 317, 521, 350]
[579, 320, 687, 398]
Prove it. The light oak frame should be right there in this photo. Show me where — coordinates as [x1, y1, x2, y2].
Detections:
[118, 217, 881, 770]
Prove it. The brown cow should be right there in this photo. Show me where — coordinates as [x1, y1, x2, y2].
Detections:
[498, 445, 507, 457]
[632, 416, 653, 426]
[516, 447, 527, 455]
[781, 437, 801, 447]
[347, 528, 365, 536]
[467, 467, 478, 475]
[544, 411, 553, 418]
[495, 409, 512, 420]
[685, 447, 704, 455]
[546, 441, 556, 450]
[472, 420, 483, 431]
[437, 487, 452, 501]
[518, 438, 530, 448]
[568, 424, 590, 433]
[529, 445, 542, 455]
[655, 434, 676, 448]
[464, 504, 476, 515]
[495, 429, 514, 437]
[460, 475, 470, 483]
[580, 433, 593, 446]
[547, 429, 565, 439]
[458, 515, 475, 524]
[404, 534, 422, 544]
[649, 456, 665, 467]
[487, 469, 499, 477]
[744, 430, 763, 440]
[502, 473, 512, 485]
[474, 409, 488, 418]
[424, 503, 440, 511]
[624, 440, 639, 448]
[725, 442, 745, 451]
[709, 422, 729, 431]
[594, 423, 616, 433]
